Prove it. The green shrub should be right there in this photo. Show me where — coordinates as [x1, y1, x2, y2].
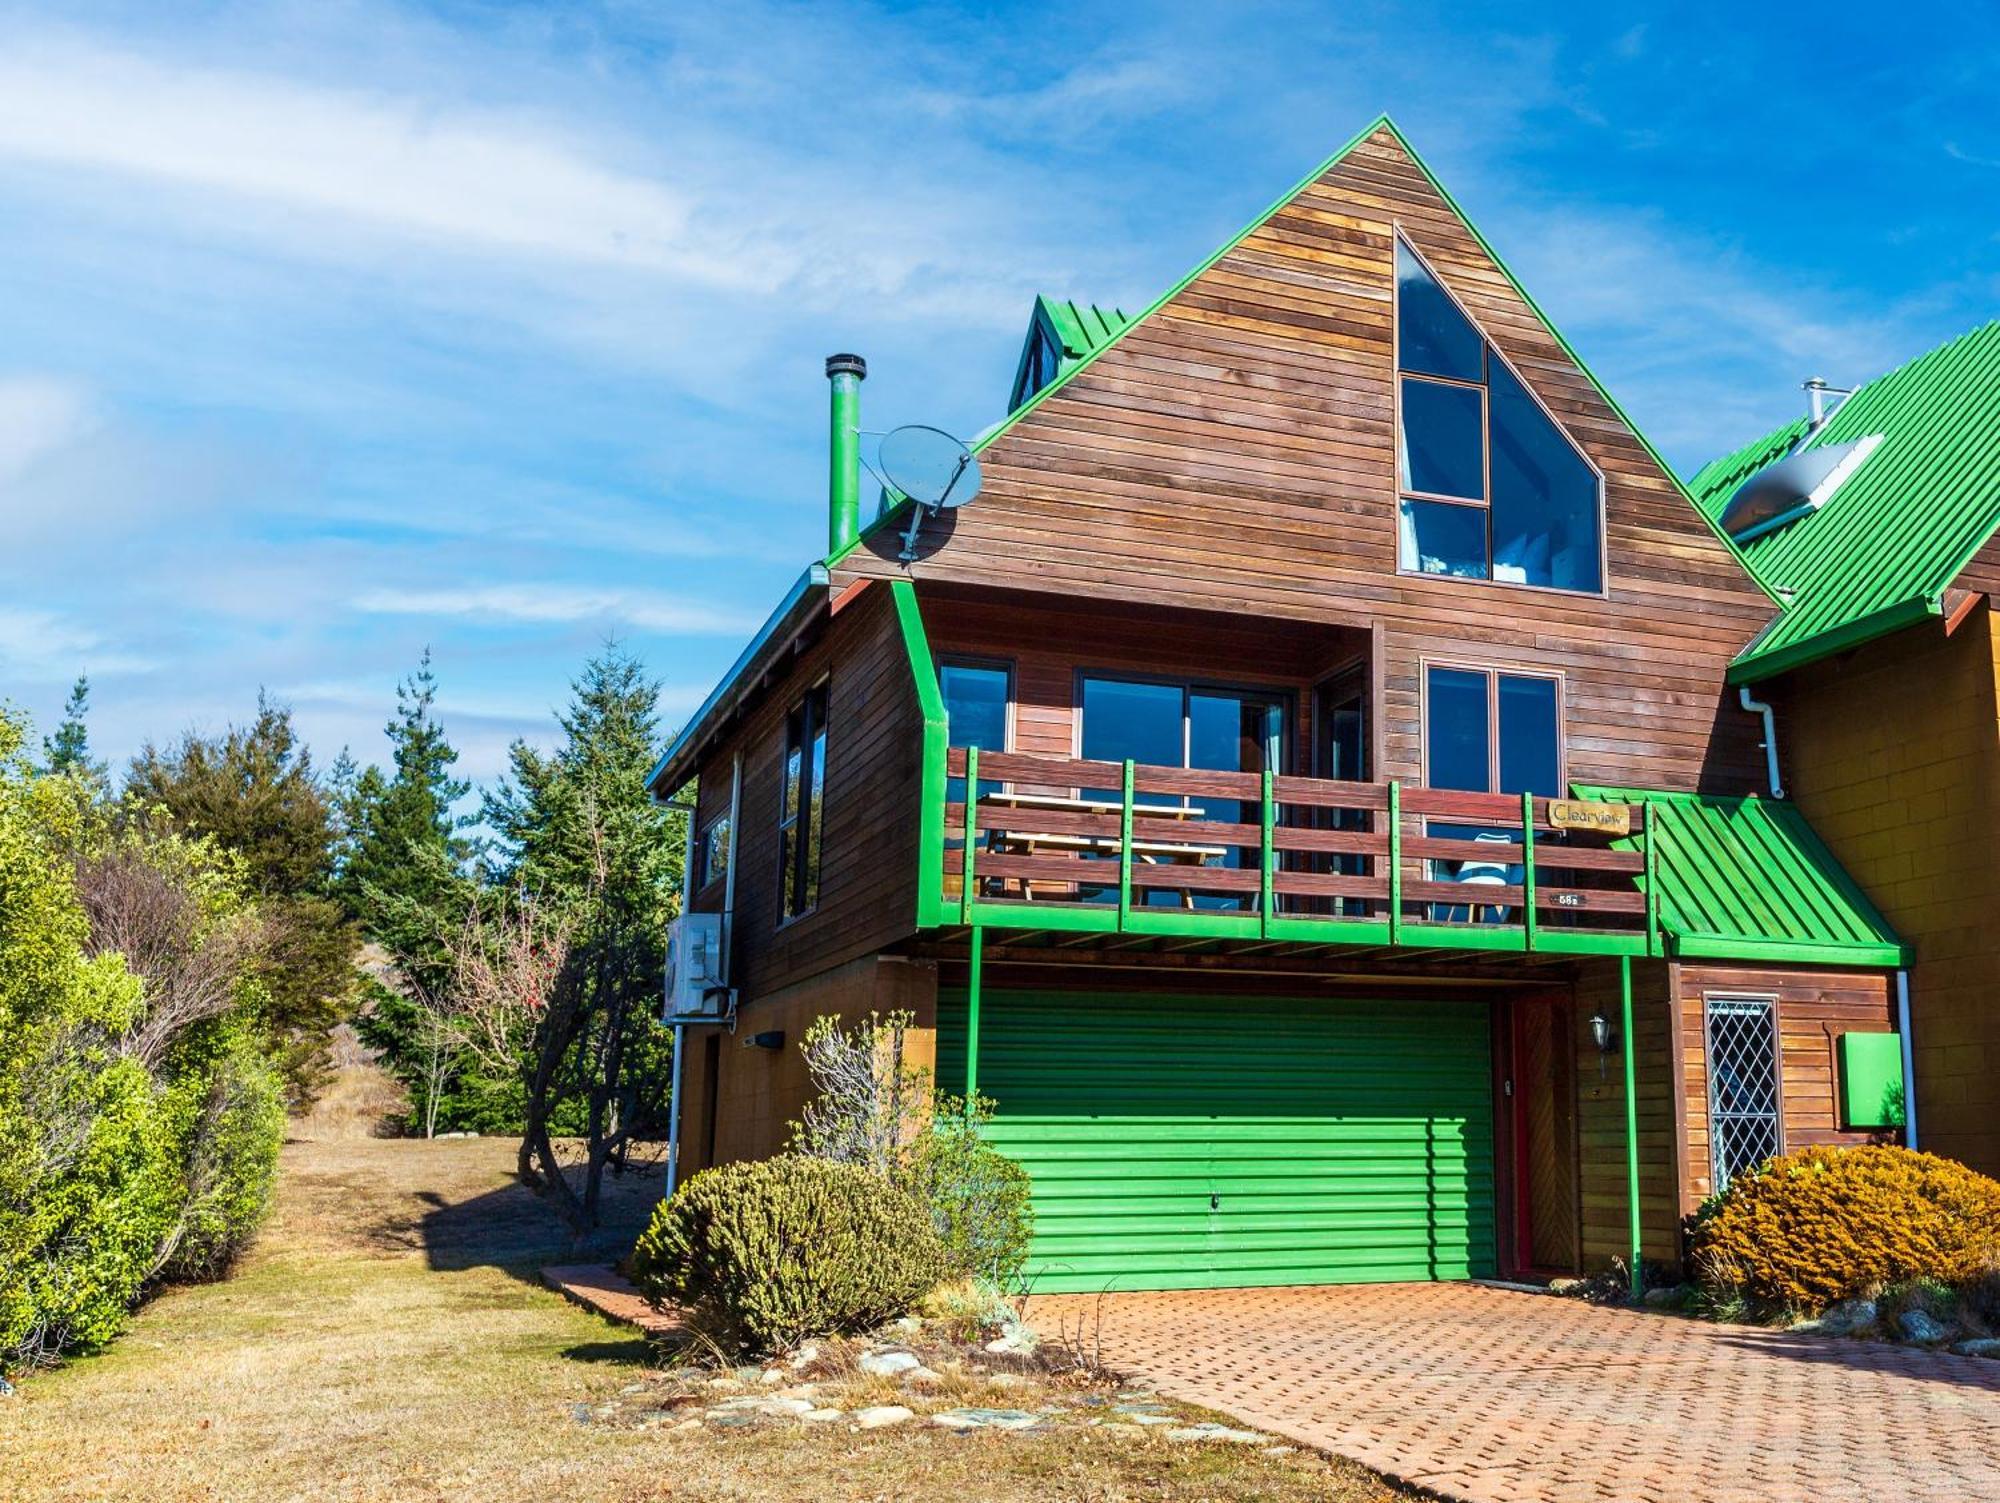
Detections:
[1691, 1144, 2000, 1313]
[899, 1116, 1034, 1289]
[158, 1040, 287, 1282]
[631, 1156, 948, 1355]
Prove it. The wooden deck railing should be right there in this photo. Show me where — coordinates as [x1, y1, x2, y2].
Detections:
[938, 746, 1656, 957]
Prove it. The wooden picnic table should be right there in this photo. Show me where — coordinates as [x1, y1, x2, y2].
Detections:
[974, 790, 1227, 904]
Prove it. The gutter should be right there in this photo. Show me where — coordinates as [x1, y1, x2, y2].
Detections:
[645, 563, 830, 801]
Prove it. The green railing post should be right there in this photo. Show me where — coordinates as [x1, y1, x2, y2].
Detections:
[1521, 790, 1538, 953]
[1642, 800, 1661, 958]
[1118, 760, 1136, 931]
[959, 746, 980, 923]
[1386, 780, 1403, 943]
[965, 924, 983, 1116]
[1260, 768, 1276, 936]
[1621, 952, 1642, 1301]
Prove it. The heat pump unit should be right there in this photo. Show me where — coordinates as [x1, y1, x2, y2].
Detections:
[663, 912, 733, 1022]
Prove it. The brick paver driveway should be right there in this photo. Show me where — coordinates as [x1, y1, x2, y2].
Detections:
[1027, 1283, 2000, 1503]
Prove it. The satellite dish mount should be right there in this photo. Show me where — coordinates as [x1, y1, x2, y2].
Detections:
[873, 424, 982, 562]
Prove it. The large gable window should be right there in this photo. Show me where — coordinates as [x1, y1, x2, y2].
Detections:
[1395, 237, 1604, 594]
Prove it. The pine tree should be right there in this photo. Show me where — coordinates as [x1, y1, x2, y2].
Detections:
[486, 643, 684, 1237]
[338, 649, 472, 922]
[42, 675, 107, 787]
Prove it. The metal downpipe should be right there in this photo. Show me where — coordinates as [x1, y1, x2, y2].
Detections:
[1897, 969, 1919, 1151]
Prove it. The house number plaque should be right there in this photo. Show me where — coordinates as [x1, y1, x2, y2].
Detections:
[1548, 799, 1632, 836]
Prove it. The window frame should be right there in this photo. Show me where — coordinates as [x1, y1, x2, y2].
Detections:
[776, 677, 830, 926]
[1701, 991, 1785, 1194]
[695, 811, 732, 894]
[1418, 659, 1567, 798]
[1392, 228, 1610, 599]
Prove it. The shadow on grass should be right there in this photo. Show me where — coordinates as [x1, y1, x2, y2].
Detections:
[417, 1145, 668, 1287]
[561, 1337, 655, 1365]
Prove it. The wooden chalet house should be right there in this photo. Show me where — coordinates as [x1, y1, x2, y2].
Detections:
[648, 118, 1914, 1293]
[1690, 322, 2000, 1179]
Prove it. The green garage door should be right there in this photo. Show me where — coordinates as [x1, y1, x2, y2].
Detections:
[938, 989, 1495, 1292]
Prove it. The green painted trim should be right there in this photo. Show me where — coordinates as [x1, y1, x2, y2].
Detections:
[1642, 800, 1661, 958]
[1262, 915, 1396, 946]
[1123, 909, 1265, 939]
[1669, 934, 1911, 968]
[1620, 954, 1641, 1297]
[891, 579, 952, 928]
[1727, 594, 1943, 685]
[965, 902, 1119, 933]
[1117, 760, 1135, 931]
[1379, 120, 1780, 610]
[1259, 768, 1276, 935]
[825, 114, 1395, 570]
[1397, 922, 1527, 952]
[1520, 791, 1537, 950]
[1529, 931, 1648, 957]
[1387, 781, 1403, 944]
[964, 923, 983, 1112]
[959, 745, 980, 923]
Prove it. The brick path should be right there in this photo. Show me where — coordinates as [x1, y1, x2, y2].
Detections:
[1026, 1283, 2000, 1502]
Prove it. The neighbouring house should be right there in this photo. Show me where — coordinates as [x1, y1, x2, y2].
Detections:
[647, 117, 1915, 1293]
[1689, 322, 2000, 1178]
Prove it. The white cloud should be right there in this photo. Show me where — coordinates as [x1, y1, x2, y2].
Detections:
[349, 584, 757, 635]
[0, 36, 761, 286]
[0, 376, 94, 484]
[0, 605, 153, 679]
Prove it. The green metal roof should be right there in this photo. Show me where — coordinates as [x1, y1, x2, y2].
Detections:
[1008, 295, 1136, 412]
[1688, 320, 2000, 684]
[1576, 785, 1908, 967]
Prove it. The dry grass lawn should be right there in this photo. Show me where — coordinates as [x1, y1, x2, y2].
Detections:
[4, 1098, 1411, 1502]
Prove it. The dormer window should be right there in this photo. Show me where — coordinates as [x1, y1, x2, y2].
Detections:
[1395, 237, 1604, 594]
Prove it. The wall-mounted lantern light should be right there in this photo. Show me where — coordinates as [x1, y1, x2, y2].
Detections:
[747, 1029, 786, 1052]
[1590, 1008, 1617, 1056]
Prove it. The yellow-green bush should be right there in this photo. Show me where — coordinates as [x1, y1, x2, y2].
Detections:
[1691, 1144, 2000, 1313]
[631, 1156, 948, 1355]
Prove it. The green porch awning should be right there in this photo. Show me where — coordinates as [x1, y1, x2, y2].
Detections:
[1575, 786, 1909, 968]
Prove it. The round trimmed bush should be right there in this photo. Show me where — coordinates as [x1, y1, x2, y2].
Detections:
[1691, 1144, 2000, 1313]
[631, 1156, 948, 1354]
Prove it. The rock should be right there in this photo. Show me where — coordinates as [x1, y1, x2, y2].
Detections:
[1167, 1423, 1265, 1444]
[932, 1407, 1043, 1431]
[672, 1417, 703, 1432]
[1262, 1445, 1296, 1456]
[570, 1403, 595, 1425]
[889, 1316, 923, 1337]
[733, 1365, 765, 1383]
[983, 1319, 1038, 1355]
[854, 1405, 915, 1429]
[1121, 1412, 1176, 1427]
[1953, 1338, 2000, 1358]
[1818, 1298, 1878, 1335]
[986, 1372, 1033, 1390]
[1642, 1283, 1689, 1309]
[0, 1376, 14, 1398]
[777, 1384, 821, 1401]
[703, 1376, 741, 1392]
[789, 1343, 820, 1369]
[759, 1368, 787, 1385]
[1548, 1277, 1586, 1296]
[705, 1411, 754, 1428]
[804, 1407, 845, 1422]
[901, 1365, 943, 1387]
[1899, 1309, 1951, 1344]
[859, 1350, 922, 1377]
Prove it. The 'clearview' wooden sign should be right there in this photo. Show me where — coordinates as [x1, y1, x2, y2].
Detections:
[1548, 799, 1632, 836]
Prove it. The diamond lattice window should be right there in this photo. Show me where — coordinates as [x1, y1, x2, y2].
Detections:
[1706, 997, 1780, 1192]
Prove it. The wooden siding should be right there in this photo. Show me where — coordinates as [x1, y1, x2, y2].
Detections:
[1675, 963, 1900, 1204]
[1572, 959, 1681, 1269]
[925, 583, 1365, 772]
[686, 582, 924, 1000]
[836, 125, 1772, 798]
[675, 955, 939, 1177]
[1776, 601, 2000, 1174]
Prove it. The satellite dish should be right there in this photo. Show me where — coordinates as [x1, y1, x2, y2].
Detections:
[878, 424, 981, 560]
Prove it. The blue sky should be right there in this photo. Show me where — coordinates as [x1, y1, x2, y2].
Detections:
[2, 0, 1994, 785]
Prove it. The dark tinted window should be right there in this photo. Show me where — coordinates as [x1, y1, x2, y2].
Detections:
[1396, 240, 1484, 382]
[1080, 677, 1182, 769]
[1497, 674, 1561, 795]
[1490, 361, 1602, 592]
[1399, 500, 1488, 579]
[1399, 377, 1485, 500]
[1425, 667, 1491, 793]
[941, 662, 1009, 803]
[778, 683, 828, 921]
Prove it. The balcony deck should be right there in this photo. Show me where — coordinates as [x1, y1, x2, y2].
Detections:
[932, 746, 1656, 958]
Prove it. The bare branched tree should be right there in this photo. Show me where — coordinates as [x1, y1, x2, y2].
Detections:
[73, 847, 264, 1072]
[790, 1011, 931, 1174]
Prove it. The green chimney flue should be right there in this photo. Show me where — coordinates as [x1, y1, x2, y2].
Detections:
[825, 353, 866, 556]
